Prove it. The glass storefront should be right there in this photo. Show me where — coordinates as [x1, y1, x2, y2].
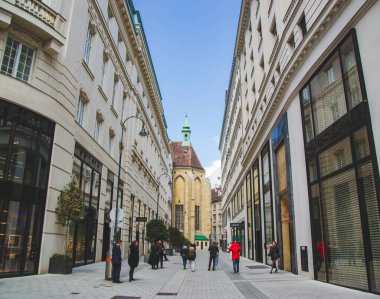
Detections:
[68, 143, 101, 267]
[252, 160, 263, 263]
[0, 99, 54, 276]
[301, 31, 380, 293]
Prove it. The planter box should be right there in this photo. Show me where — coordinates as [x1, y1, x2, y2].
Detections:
[48, 255, 72, 274]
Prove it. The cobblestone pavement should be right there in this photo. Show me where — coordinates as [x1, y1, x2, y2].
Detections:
[0, 250, 378, 299]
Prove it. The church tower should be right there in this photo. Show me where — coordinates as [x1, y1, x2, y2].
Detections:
[181, 114, 191, 146]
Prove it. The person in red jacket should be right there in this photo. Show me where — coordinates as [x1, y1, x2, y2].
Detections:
[229, 241, 242, 273]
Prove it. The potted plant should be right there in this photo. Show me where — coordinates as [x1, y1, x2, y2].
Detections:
[49, 178, 86, 274]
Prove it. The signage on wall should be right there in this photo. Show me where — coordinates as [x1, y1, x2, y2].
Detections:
[230, 223, 240, 228]
[136, 217, 147, 222]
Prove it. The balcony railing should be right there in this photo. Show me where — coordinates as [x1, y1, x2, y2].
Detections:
[15, 0, 60, 27]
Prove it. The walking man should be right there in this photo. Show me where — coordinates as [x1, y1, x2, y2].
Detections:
[229, 241, 241, 273]
[128, 240, 139, 282]
[112, 239, 122, 283]
[208, 242, 219, 271]
[180, 245, 188, 269]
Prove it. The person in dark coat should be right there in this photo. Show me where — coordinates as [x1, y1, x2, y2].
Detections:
[128, 240, 139, 282]
[158, 240, 164, 268]
[208, 242, 219, 271]
[180, 245, 188, 269]
[148, 241, 159, 269]
[268, 240, 280, 274]
[112, 239, 122, 283]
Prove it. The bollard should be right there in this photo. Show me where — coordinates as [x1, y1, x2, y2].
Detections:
[105, 254, 112, 281]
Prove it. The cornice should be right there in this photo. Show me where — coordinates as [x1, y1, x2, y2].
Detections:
[234, 0, 251, 57]
[241, 0, 350, 167]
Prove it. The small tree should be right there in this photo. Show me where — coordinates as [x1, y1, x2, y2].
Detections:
[146, 219, 168, 243]
[168, 227, 186, 250]
[55, 178, 86, 257]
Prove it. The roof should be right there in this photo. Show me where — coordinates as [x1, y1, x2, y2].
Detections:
[195, 235, 209, 241]
[211, 187, 222, 201]
[172, 141, 204, 170]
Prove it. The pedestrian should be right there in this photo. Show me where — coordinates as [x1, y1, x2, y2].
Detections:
[208, 242, 219, 271]
[268, 240, 280, 274]
[161, 240, 169, 261]
[148, 241, 159, 269]
[229, 241, 241, 273]
[128, 240, 139, 282]
[112, 239, 122, 283]
[187, 243, 196, 272]
[180, 244, 188, 269]
[157, 240, 164, 268]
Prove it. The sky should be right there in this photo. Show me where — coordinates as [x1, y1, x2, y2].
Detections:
[133, 1, 241, 177]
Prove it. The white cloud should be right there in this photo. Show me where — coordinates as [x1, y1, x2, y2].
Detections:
[212, 135, 220, 144]
[205, 159, 221, 178]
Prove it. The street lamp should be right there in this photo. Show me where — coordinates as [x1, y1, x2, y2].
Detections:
[114, 115, 147, 241]
[156, 173, 172, 219]
[106, 115, 147, 280]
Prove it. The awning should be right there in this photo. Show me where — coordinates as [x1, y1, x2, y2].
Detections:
[195, 235, 209, 241]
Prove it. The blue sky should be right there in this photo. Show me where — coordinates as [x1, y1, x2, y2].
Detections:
[134, 1, 241, 175]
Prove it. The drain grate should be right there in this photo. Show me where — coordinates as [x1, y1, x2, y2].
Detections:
[110, 297, 141, 299]
[246, 265, 269, 269]
[157, 292, 177, 296]
[70, 292, 80, 295]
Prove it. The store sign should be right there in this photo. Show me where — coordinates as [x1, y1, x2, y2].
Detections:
[230, 223, 240, 228]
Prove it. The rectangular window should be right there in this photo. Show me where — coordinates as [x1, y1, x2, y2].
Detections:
[195, 205, 200, 230]
[94, 119, 100, 142]
[108, 134, 113, 154]
[84, 25, 93, 65]
[112, 77, 118, 106]
[76, 96, 85, 126]
[213, 214, 216, 223]
[175, 205, 184, 230]
[100, 52, 107, 88]
[1, 37, 34, 82]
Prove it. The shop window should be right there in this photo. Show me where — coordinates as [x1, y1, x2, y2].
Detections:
[1, 37, 34, 82]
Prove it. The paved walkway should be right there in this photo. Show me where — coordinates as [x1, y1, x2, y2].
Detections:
[0, 250, 378, 298]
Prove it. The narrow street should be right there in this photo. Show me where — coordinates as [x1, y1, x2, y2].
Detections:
[0, 250, 377, 299]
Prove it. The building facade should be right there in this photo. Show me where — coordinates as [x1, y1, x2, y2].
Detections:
[172, 116, 211, 250]
[220, 0, 380, 293]
[211, 186, 223, 247]
[0, 0, 171, 276]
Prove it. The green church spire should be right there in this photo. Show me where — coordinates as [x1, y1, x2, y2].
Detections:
[182, 114, 191, 146]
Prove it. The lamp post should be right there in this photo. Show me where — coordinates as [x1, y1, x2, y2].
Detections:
[105, 115, 147, 281]
[113, 116, 147, 241]
[156, 173, 172, 219]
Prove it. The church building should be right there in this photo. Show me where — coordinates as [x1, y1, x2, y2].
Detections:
[172, 116, 211, 249]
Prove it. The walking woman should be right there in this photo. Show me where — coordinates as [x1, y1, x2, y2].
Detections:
[148, 241, 159, 269]
[187, 244, 196, 272]
[268, 240, 280, 274]
[128, 240, 139, 282]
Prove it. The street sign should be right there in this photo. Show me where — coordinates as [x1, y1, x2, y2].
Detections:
[109, 208, 124, 223]
[136, 217, 147, 222]
[230, 223, 240, 228]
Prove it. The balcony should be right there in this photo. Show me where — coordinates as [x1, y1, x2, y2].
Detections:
[0, 0, 65, 55]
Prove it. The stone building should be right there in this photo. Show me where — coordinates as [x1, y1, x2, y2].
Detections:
[172, 116, 211, 249]
[220, 0, 380, 293]
[0, 0, 171, 276]
[211, 186, 223, 247]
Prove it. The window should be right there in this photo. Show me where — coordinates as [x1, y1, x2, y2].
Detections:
[76, 96, 86, 126]
[112, 75, 118, 106]
[195, 205, 200, 230]
[213, 215, 216, 223]
[106, 4, 113, 26]
[175, 205, 184, 230]
[94, 119, 101, 142]
[298, 13, 307, 36]
[100, 51, 108, 88]
[1, 37, 34, 82]
[84, 24, 94, 65]
[327, 67, 335, 85]
[108, 134, 113, 153]
[288, 32, 295, 49]
[270, 18, 277, 37]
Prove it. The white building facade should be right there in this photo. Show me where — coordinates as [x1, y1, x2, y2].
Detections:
[0, 0, 171, 276]
[220, 0, 380, 293]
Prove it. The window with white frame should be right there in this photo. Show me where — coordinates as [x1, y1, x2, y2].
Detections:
[108, 133, 114, 154]
[76, 96, 86, 126]
[84, 24, 94, 65]
[1, 37, 34, 82]
[327, 67, 335, 85]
